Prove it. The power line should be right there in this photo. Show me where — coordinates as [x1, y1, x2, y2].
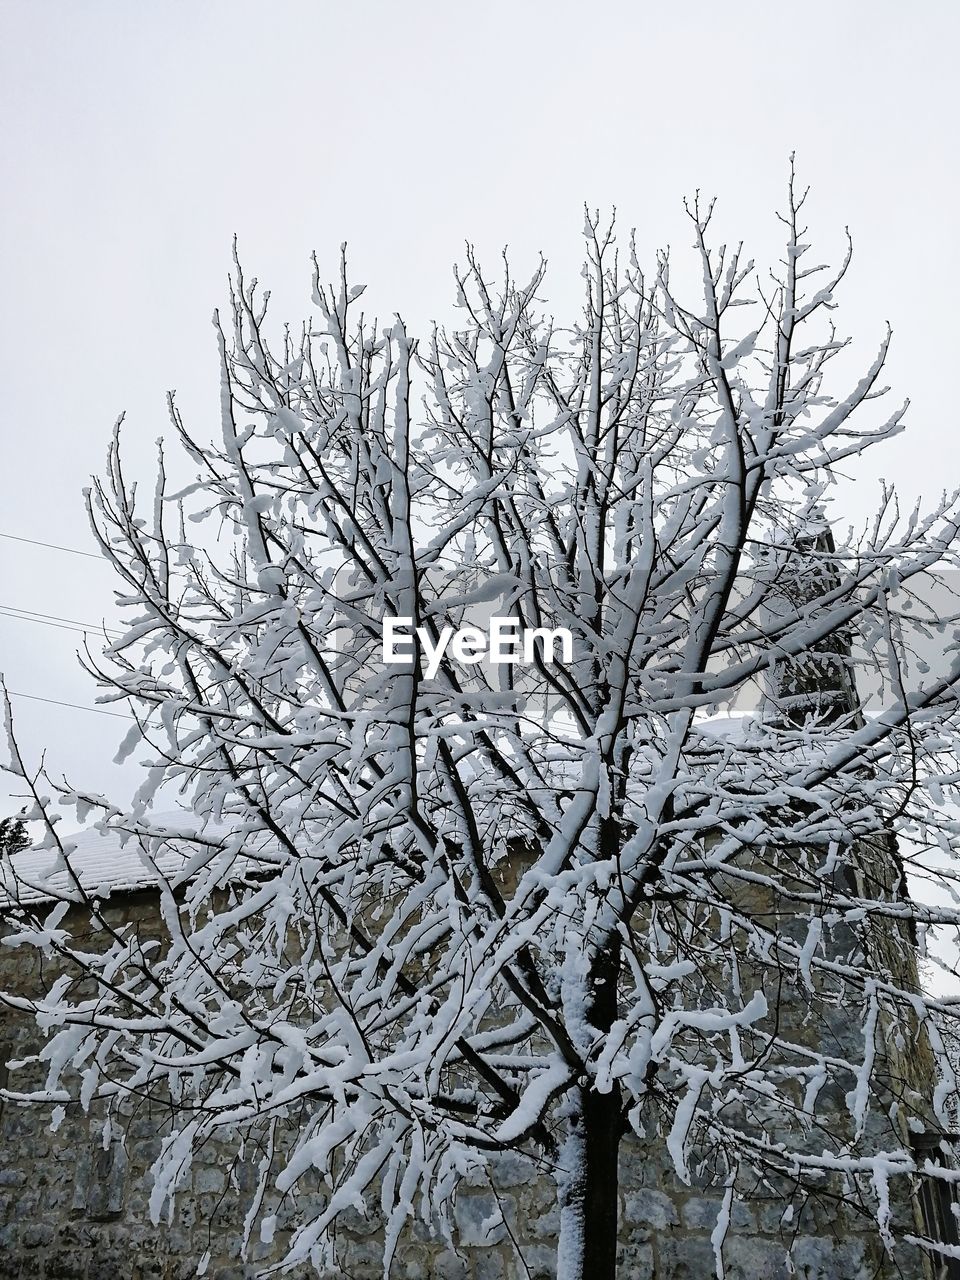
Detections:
[0, 610, 93, 638]
[0, 538, 138, 720]
[6, 690, 134, 720]
[0, 531, 103, 561]
[0, 603, 123, 638]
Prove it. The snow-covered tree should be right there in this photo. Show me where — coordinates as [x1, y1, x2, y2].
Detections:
[5, 169, 960, 1279]
[0, 814, 28, 857]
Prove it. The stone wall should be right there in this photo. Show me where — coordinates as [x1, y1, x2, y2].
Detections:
[0, 893, 938, 1280]
[0, 1095, 921, 1280]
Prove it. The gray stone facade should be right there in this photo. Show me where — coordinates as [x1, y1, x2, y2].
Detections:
[0, 891, 941, 1279]
[0, 1093, 925, 1279]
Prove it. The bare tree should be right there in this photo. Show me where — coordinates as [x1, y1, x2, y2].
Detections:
[5, 169, 960, 1279]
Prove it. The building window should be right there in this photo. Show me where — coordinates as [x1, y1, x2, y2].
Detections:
[913, 1133, 960, 1280]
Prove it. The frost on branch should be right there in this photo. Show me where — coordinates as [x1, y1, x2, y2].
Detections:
[4, 176, 960, 1279]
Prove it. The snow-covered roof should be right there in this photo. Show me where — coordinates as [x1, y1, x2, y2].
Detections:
[0, 813, 205, 909]
[693, 712, 754, 740]
[0, 714, 760, 911]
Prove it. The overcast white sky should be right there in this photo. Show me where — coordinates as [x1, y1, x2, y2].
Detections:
[1, 0, 958, 813]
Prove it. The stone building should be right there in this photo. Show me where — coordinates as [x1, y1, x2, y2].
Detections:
[0, 802, 956, 1280]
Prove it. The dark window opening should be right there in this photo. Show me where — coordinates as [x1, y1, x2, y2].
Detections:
[913, 1133, 960, 1280]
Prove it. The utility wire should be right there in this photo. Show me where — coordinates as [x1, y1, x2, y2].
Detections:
[0, 611, 95, 638]
[6, 690, 134, 720]
[0, 531, 103, 560]
[0, 530, 200, 726]
[0, 603, 123, 638]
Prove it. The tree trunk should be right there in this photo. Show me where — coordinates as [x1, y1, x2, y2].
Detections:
[583, 1082, 623, 1274]
[557, 936, 624, 1280]
[557, 1083, 623, 1280]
